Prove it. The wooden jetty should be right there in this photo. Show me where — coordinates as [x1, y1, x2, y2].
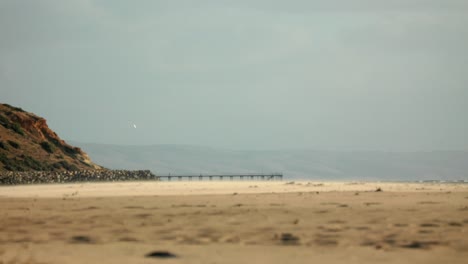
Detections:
[157, 173, 283, 181]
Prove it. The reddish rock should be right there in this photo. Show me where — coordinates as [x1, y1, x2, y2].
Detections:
[0, 103, 103, 171]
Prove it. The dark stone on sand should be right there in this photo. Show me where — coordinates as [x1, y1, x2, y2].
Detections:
[145, 251, 177, 258]
[70, 235, 93, 244]
[375, 187, 382, 192]
[400, 241, 439, 249]
[278, 233, 300, 245]
[420, 223, 439, 228]
[401, 241, 425, 249]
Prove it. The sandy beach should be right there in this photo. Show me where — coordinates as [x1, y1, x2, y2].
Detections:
[1, 181, 468, 263]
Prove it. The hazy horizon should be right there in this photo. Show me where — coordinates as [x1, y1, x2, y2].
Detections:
[70, 140, 468, 153]
[76, 142, 468, 181]
[2, 1, 468, 152]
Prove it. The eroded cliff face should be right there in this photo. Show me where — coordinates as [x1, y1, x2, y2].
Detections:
[0, 103, 103, 171]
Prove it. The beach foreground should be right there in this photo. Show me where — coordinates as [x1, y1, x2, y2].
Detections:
[1, 181, 468, 263]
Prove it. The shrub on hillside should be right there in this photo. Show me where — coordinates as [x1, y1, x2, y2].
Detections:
[0, 141, 8, 150]
[54, 160, 79, 171]
[0, 114, 25, 136]
[0, 153, 8, 164]
[0, 114, 8, 126]
[22, 155, 52, 171]
[3, 104, 25, 112]
[0, 154, 25, 171]
[0, 153, 53, 171]
[40, 141, 55, 153]
[11, 123, 25, 136]
[64, 145, 80, 155]
[7, 140, 20, 149]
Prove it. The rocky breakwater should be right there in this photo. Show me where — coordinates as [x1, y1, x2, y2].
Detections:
[0, 170, 158, 185]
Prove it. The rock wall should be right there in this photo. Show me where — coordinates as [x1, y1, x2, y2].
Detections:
[0, 170, 158, 185]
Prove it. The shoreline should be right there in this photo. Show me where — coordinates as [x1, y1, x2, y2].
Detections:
[1, 181, 468, 198]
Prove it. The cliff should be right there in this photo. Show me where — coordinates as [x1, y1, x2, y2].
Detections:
[0, 103, 103, 171]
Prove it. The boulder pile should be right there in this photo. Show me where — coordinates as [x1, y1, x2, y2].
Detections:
[0, 170, 158, 185]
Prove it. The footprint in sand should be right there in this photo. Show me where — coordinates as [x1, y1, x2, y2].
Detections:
[419, 230, 434, 234]
[448, 221, 463, 227]
[119, 236, 139, 242]
[314, 210, 329, 214]
[134, 213, 152, 218]
[354, 226, 370, 230]
[419, 223, 440, 228]
[328, 220, 347, 224]
[124, 206, 145, 209]
[364, 202, 381, 206]
[418, 201, 441, 205]
[313, 233, 339, 246]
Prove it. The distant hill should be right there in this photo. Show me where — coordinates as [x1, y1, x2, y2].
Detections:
[76, 143, 468, 181]
[0, 103, 103, 171]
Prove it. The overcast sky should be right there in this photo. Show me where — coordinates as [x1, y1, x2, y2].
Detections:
[1, 0, 467, 151]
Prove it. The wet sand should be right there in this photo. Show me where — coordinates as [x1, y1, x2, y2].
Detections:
[1, 181, 468, 263]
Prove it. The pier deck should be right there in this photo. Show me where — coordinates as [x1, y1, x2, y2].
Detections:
[157, 173, 283, 181]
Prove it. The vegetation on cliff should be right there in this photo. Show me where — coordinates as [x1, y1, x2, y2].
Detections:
[0, 103, 103, 171]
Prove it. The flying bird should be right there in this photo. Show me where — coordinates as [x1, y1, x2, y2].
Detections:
[133, 124, 137, 129]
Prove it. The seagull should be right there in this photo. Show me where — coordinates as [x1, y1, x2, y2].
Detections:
[133, 124, 137, 129]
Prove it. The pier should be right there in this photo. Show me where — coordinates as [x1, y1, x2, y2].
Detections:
[157, 173, 283, 181]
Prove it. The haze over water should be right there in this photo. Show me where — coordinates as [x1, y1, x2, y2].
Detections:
[1, 1, 468, 152]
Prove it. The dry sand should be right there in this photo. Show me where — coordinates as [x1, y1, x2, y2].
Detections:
[1, 181, 468, 263]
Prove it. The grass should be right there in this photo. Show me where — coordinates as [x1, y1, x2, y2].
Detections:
[0, 113, 25, 136]
[0, 141, 8, 150]
[0, 153, 53, 171]
[2, 103, 25, 112]
[7, 140, 20, 149]
[40, 141, 55, 154]
[53, 160, 79, 170]
[0, 114, 8, 126]
[49, 138, 80, 155]
[11, 122, 25, 136]
[64, 145, 81, 155]
[0, 153, 25, 171]
[0, 151, 80, 171]
[23, 155, 53, 171]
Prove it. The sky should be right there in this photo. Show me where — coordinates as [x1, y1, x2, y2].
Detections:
[1, 0, 468, 151]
